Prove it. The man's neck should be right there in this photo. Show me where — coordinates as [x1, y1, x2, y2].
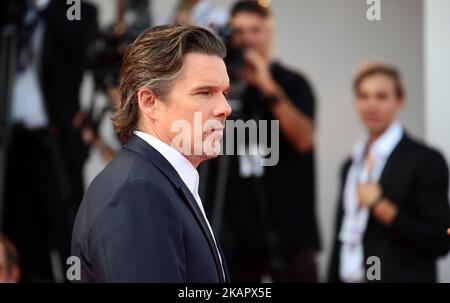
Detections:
[367, 121, 397, 147]
[184, 155, 203, 169]
[368, 132, 382, 147]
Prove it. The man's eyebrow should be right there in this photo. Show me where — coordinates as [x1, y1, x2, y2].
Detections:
[191, 84, 229, 91]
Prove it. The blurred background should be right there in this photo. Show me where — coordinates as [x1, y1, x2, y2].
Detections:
[0, 0, 449, 282]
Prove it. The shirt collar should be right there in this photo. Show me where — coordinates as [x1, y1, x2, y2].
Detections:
[352, 120, 404, 162]
[134, 131, 200, 197]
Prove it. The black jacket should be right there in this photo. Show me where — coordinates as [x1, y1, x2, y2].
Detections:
[328, 133, 450, 283]
[40, 0, 97, 165]
[72, 135, 229, 282]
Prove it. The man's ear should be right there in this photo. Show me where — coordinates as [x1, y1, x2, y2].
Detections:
[137, 87, 158, 120]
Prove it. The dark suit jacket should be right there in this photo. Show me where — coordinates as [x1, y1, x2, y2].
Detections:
[40, 0, 98, 166]
[72, 135, 229, 282]
[328, 133, 450, 283]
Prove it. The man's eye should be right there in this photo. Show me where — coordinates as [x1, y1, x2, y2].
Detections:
[358, 93, 369, 100]
[376, 92, 388, 100]
[198, 91, 213, 96]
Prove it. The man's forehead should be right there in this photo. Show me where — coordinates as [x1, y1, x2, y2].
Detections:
[231, 12, 267, 25]
[189, 74, 230, 90]
[180, 54, 229, 88]
[190, 81, 230, 91]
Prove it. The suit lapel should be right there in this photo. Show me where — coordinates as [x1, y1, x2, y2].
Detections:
[178, 186, 226, 282]
[123, 135, 225, 282]
[378, 134, 408, 190]
[217, 242, 231, 282]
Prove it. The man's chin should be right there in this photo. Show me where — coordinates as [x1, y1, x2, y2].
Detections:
[200, 136, 223, 156]
[206, 152, 221, 159]
[202, 145, 222, 159]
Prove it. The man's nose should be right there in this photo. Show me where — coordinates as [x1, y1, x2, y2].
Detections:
[365, 97, 379, 107]
[213, 95, 232, 118]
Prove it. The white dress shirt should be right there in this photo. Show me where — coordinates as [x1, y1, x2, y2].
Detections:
[134, 130, 224, 278]
[339, 120, 403, 282]
[12, 6, 49, 129]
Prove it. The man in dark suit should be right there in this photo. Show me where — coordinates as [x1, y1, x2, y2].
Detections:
[2, 0, 97, 282]
[72, 24, 232, 282]
[328, 63, 450, 283]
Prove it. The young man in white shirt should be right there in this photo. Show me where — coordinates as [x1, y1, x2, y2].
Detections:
[328, 63, 450, 283]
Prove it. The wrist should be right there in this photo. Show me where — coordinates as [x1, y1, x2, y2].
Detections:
[369, 194, 384, 209]
[371, 198, 398, 226]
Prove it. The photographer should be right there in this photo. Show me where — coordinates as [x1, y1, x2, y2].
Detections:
[219, 0, 320, 282]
